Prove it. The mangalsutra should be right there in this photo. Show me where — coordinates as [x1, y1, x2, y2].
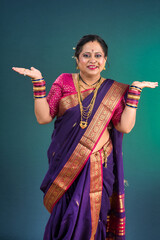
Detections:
[79, 74, 101, 87]
[77, 74, 102, 129]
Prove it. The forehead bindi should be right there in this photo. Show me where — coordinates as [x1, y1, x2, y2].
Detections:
[81, 41, 104, 54]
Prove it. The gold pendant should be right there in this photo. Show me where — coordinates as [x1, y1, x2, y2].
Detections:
[80, 121, 87, 129]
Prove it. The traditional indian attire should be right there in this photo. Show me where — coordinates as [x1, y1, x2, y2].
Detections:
[40, 74, 129, 240]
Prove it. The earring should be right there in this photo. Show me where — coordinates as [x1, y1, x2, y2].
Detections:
[76, 66, 79, 70]
[103, 66, 106, 70]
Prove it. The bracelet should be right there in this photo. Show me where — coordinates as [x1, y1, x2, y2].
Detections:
[32, 78, 46, 99]
[31, 77, 44, 82]
[126, 103, 138, 109]
[126, 85, 142, 109]
[130, 85, 142, 92]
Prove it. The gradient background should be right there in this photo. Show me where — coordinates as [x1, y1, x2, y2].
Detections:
[0, 0, 160, 239]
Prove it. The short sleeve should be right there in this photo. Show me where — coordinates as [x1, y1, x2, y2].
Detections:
[112, 97, 125, 126]
[46, 74, 64, 118]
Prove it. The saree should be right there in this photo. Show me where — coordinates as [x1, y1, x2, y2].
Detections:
[40, 79, 129, 240]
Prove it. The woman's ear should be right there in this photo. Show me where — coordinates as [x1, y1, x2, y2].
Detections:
[75, 57, 79, 69]
[75, 57, 78, 65]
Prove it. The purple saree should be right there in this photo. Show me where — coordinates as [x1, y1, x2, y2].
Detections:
[40, 79, 129, 240]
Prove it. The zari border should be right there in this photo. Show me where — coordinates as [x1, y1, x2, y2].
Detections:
[44, 81, 128, 213]
[89, 151, 103, 240]
[58, 89, 93, 117]
[106, 193, 126, 238]
[90, 139, 113, 239]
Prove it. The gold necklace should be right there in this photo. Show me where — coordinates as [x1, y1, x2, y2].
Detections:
[77, 74, 102, 129]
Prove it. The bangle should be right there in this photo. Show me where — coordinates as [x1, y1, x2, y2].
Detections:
[32, 78, 46, 99]
[126, 103, 139, 109]
[130, 85, 142, 92]
[31, 77, 44, 82]
[126, 85, 142, 109]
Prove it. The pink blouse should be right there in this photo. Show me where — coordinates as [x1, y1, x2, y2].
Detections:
[47, 73, 125, 126]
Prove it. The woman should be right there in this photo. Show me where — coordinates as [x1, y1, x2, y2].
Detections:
[12, 35, 158, 240]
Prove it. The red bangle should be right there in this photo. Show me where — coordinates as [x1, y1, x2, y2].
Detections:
[32, 78, 46, 99]
[126, 86, 142, 109]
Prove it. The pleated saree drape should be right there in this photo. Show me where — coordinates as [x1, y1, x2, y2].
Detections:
[40, 79, 129, 240]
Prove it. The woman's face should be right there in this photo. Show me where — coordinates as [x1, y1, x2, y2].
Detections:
[76, 41, 107, 78]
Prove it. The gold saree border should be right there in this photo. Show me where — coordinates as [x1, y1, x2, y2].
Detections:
[58, 89, 93, 117]
[58, 75, 106, 117]
[44, 81, 128, 213]
[90, 139, 113, 239]
[89, 151, 103, 240]
[106, 215, 126, 237]
[109, 192, 125, 213]
[106, 193, 126, 238]
[80, 81, 128, 152]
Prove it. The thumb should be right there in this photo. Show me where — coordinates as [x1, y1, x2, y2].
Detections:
[30, 66, 36, 70]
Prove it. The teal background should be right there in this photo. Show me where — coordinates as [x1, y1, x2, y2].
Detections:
[0, 0, 160, 239]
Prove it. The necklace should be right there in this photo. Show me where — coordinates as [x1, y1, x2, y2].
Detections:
[79, 74, 101, 87]
[77, 74, 102, 129]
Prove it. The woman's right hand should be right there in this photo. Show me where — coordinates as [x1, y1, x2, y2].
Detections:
[12, 66, 43, 80]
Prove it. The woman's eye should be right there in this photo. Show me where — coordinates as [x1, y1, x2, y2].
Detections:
[83, 54, 90, 58]
[95, 54, 102, 58]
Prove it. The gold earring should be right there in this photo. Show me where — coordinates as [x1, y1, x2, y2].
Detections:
[103, 66, 106, 70]
[77, 66, 79, 70]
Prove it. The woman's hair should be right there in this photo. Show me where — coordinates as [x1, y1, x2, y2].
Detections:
[74, 34, 108, 59]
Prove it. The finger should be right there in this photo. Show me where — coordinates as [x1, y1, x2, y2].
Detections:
[12, 67, 23, 72]
[12, 67, 28, 75]
[132, 81, 158, 89]
[145, 82, 158, 86]
[23, 69, 30, 76]
[12, 67, 33, 77]
[30, 66, 36, 70]
[142, 82, 158, 88]
[30, 67, 41, 75]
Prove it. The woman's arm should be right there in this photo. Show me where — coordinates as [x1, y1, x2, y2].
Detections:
[34, 98, 53, 124]
[12, 67, 53, 124]
[115, 81, 158, 133]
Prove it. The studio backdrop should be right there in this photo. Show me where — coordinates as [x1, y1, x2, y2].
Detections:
[1, 0, 160, 239]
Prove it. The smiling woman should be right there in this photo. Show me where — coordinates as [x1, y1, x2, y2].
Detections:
[75, 35, 108, 83]
[76, 41, 107, 81]
[12, 34, 158, 240]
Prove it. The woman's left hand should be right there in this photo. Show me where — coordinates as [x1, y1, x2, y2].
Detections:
[131, 81, 158, 89]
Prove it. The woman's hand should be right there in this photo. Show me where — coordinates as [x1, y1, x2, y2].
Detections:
[12, 66, 42, 80]
[12, 66, 53, 124]
[131, 81, 158, 89]
[115, 80, 158, 134]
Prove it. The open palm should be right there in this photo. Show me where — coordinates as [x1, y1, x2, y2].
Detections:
[12, 66, 42, 80]
[132, 81, 158, 89]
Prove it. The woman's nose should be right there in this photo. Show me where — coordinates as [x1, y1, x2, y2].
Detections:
[89, 56, 96, 63]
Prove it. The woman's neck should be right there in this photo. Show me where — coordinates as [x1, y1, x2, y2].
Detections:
[79, 72, 101, 85]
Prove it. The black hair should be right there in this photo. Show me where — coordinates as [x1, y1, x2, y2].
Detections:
[75, 34, 108, 59]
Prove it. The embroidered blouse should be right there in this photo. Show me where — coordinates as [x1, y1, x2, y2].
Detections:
[46, 73, 125, 126]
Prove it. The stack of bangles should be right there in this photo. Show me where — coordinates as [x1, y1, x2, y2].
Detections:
[32, 78, 46, 99]
[126, 85, 142, 109]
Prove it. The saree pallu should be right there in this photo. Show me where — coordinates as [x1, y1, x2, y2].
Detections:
[40, 79, 129, 240]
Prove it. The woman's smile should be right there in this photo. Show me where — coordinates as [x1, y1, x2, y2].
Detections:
[87, 65, 98, 70]
[76, 41, 107, 79]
